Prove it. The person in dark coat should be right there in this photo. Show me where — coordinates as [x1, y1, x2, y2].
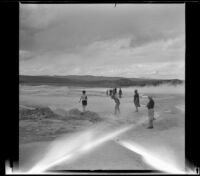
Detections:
[146, 96, 155, 129]
[133, 89, 140, 112]
[109, 89, 113, 96]
[113, 88, 117, 96]
[119, 88, 122, 98]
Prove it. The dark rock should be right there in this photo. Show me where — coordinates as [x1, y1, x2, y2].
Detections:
[19, 107, 59, 120]
[65, 108, 102, 123]
[53, 108, 68, 117]
[19, 106, 102, 123]
[67, 108, 82, 116]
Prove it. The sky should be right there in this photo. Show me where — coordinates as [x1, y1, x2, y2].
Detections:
[20, 4, 185, 79]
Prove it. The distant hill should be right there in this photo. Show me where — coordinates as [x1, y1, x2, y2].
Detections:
[19, 75, 184, 87]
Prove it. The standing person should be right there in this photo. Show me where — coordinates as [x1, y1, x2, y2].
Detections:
[113, 88, 115, 96]
[111, 94, 120, 115]
[113, 88, 117, 96]
[133, 89, 140, 112]
[79, 90, 88, 113]
[110, 89, 113, 96]
[146, 96, 155, 129]
[119, 88, 122, 98]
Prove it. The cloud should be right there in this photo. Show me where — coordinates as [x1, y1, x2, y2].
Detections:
[19, 4, 185, 79]
[20, 50, 36, 61]
[20, 36, 185, 79]
[20, 4, 61, 31]
[78, 35, 185, 66]
[20, 4, 65, 50]
[20, 4, 184, 52]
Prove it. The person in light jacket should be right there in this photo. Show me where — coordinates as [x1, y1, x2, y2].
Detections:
[146, 96, 155, 129]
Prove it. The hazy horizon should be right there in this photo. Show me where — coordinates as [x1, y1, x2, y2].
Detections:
[19, 74, 184, 81]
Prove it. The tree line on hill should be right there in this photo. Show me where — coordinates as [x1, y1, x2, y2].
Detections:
[19, 75, 184, 87]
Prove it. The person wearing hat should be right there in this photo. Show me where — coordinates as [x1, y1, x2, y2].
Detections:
[146, 96, 155, 129]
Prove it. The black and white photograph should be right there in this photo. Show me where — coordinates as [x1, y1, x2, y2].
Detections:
[5, 2, 197, 174]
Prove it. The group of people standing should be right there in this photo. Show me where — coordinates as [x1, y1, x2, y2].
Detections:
[106, 88, 123, 98]
[79, 88, 155, 129]
[133, 90, 155, 128]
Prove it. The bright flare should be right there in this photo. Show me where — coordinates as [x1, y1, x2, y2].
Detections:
[27, 123, 134, 174]
[118, 140, 186, 174]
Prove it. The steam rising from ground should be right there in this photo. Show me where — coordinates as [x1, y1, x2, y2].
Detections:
[123, 84, 185, 95]
[20, 84, 184, 96]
